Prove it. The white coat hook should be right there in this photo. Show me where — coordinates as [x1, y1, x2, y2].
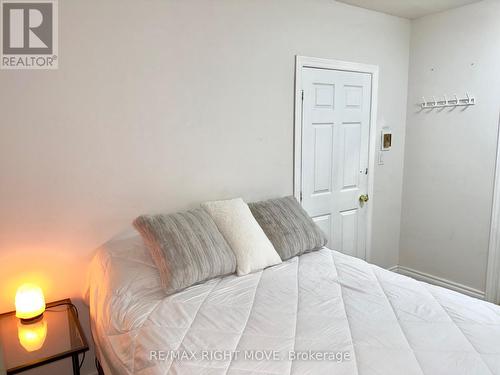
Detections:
[419, 93, 476, 109]
[466, 92, 475, 105]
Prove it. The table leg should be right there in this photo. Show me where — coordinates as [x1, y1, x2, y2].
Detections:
[72, 354, 80, 375]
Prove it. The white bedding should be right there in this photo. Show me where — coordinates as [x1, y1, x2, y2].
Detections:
[85, 229, 500, 375]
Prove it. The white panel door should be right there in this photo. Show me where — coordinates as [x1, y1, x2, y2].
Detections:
[301, 67, 371, 259]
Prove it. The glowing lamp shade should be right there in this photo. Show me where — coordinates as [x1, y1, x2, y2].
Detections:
[18, 319, 47, 352]
[15, 284, 46, 322]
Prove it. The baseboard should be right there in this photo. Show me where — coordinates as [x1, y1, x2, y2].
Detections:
[388, 265, 485, 300]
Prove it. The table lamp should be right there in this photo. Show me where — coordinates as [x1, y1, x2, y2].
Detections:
[15, 284, 46, 324]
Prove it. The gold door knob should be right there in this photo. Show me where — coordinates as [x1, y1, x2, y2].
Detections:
[359, 194, 369, 203]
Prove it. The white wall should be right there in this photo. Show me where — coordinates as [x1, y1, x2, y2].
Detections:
[400, 0, 500, 293]
[0, 1, 410, 373]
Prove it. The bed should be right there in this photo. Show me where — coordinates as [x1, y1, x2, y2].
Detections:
[85, 228, 500, 375]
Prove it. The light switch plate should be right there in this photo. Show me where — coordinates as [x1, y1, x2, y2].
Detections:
[378, 151, 385, 165]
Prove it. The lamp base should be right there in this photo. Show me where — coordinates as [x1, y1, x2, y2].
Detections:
[20, 313, 44, 324]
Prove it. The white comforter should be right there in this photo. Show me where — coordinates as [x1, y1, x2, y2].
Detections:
[85, 229, 500, 375]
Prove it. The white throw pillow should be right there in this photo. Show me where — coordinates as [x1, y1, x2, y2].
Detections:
[201, 198, 282, 276]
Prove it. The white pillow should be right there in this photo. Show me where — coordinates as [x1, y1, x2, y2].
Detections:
[201, 198, 282, 276]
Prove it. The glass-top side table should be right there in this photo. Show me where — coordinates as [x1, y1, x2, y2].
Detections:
[0, 299, 89, 375]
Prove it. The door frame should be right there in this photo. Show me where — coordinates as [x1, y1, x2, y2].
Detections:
[486, 116, 500, 304]
[293, 55, 379, 262]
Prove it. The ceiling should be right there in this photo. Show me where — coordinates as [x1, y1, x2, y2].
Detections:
[336, 0, 482, 19]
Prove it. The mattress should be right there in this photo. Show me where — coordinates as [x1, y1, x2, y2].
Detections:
[85, 228, 500, 375]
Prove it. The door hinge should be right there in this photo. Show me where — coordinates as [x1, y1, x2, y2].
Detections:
[300, 191, 303, 202]
[301, 90, 304, 101]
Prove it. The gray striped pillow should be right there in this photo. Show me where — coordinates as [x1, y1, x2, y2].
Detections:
[133, 209, 236, 294]
[249, 196, 327, 260]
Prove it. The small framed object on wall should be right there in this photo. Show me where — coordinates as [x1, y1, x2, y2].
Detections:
[381, 128, 392, 151]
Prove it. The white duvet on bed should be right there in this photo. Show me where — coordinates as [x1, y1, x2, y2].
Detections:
[85, 228, 500, 375]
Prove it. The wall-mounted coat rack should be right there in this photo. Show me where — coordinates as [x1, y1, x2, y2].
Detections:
[420, 93, 476, 109]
